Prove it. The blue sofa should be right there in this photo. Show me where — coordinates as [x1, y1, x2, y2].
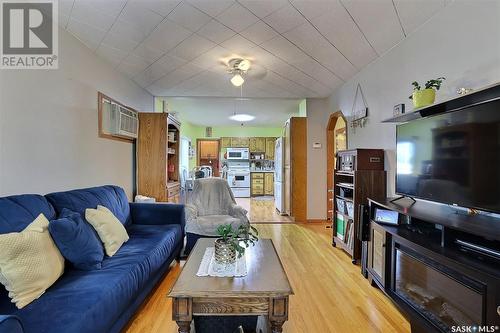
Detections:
[0, 185, 185, 333]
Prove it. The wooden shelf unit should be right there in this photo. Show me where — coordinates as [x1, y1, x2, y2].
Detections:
[137, 113, 181, 203]
[332, 149, 386, 264]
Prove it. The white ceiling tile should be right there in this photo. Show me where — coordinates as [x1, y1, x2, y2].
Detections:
[262, 3, 307, 34]
[131, 42, 164, 62]
[168, 2, 212, 32]
[96, 44, 129, 67]
[237, 0, 288, 18]
[155, 54, 188, 73]
[197, 19, 236, 44]
[59, 0, 75, 16]
[101, 31, 139, 52]
[71, 2, 120, 31]
[142, 19, 193, 53]
[341, 0, 404, 55]
[129, 0, 180, 16]
[59, 13, 70, 29]
[290, 0, 337, 20]
[118, 2, 164, 36]
[216, 3, 259, 32]
[109, 19, 150, 44]
[221, 35, 257, 57]
[122, 53, 154, 68]
[240, 21, 278, 45]
[74, 0, 126, 17]
[310, 2, 378, 69]
[188, 0, 235, 17]
[283, 22, 355, 80]
[66, 18, 107, 51]
[394, 0, 446, 35]
[191, 46, 231, 69]
[168, 34, 216, 61]
[260, 35, 310, 65]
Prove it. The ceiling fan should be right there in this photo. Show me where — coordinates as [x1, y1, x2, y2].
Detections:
[226, 57, 267, 87]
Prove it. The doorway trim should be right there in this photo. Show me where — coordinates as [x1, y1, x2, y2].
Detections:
[326, 111, 348, 221]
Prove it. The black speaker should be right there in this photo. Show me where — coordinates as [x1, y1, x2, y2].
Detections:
[358, 204, 370, 241]
[358, 204, 370, 278]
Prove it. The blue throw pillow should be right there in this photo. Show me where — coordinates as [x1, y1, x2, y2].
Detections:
[49, 208, 104, 270]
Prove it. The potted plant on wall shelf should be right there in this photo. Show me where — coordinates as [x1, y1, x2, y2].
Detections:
[409, 77, 446, 108]
[215, 224, 259, 264]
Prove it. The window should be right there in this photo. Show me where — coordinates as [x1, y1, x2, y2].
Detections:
[397, 141, 414, 175]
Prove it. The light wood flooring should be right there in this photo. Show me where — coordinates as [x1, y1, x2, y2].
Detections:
[236, 197, 293, 223]
[124, 224, 410, 333]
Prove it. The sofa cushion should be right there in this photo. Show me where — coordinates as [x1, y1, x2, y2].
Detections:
[45, 186, 131, 226]
[0, 195, 56, 234]
[49, 208, 104, 270]
[8, 223, 182, 333]
[0, 214, 65, 309]
[85, 206, 129, 257]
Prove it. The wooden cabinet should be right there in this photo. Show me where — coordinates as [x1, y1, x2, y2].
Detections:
[333, 149, 386, 263]
[137, 113, 180, 203]
[231, 137, 249, 147]
[251, 172, 274, 196]
[265, 173, 274, 195]
[367, 221, 387, 287]
[199, 140, 218, 159]
[249, 137, 266, 152]
[221, 137, 231, 148]
[265, 138, 275, 160]
[167, 182, 181, 203]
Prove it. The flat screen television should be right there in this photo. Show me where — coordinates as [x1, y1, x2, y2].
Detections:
[396, 98, 500, 213]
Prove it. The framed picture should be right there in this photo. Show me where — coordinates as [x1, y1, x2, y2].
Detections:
[352, 84, 368, 121]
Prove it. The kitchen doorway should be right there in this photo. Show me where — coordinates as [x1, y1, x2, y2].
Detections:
[326, 112, 347, 221]
[197, 139, 220, 177]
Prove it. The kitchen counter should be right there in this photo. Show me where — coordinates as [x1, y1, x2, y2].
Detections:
[250, 170, 275, 173]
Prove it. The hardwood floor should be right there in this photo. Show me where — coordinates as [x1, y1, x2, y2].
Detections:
[124, 224, 410, 333]
[236, 197, 293, 223]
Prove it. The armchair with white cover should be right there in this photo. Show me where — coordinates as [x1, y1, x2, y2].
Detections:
[184, 178, 250, 255]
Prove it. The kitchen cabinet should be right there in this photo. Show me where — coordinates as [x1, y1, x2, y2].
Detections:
[231, 137, 249, 148]
[265, 138, 275, 160]
[221, 137, 231, 148]
[265, 173, 274, 195]
[199, 140, 219, 159]
[250, 137, 266, 152]
[251, 172, 274, 196]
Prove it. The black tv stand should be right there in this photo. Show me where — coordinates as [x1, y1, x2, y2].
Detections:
[389, 195, 416, 204]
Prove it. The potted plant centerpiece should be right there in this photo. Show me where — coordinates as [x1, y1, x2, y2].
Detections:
[409, 77, 446, 108]
[214, 224, 259, 265]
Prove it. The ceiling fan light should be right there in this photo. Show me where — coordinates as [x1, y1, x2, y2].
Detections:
[229, 114, 255, 122]
[231, 74, 244, 87]
[237, 59, 251, 71]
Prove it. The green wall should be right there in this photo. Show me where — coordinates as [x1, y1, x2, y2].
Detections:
[298, 99, 307, 117]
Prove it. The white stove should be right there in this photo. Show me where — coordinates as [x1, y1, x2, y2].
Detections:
[227, 161, 250, 198]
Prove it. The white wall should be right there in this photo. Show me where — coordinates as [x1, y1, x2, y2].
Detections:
[306, 98, 329, 220]
[308, 0, 500, 219]
[0, 28, 153, 198]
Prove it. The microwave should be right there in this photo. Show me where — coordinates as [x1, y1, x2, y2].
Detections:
[227, 148, 249, 160]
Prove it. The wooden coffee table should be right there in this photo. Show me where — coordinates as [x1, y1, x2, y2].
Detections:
[169, 238, 293, 333]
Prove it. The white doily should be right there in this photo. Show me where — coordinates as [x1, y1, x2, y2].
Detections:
[196, 247, 247, 277]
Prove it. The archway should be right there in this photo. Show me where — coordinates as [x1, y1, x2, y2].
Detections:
[326, 111, 347, 221]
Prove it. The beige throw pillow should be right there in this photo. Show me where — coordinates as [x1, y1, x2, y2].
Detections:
[0, 214, 65, 309]
[85, 205, 129, 256]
